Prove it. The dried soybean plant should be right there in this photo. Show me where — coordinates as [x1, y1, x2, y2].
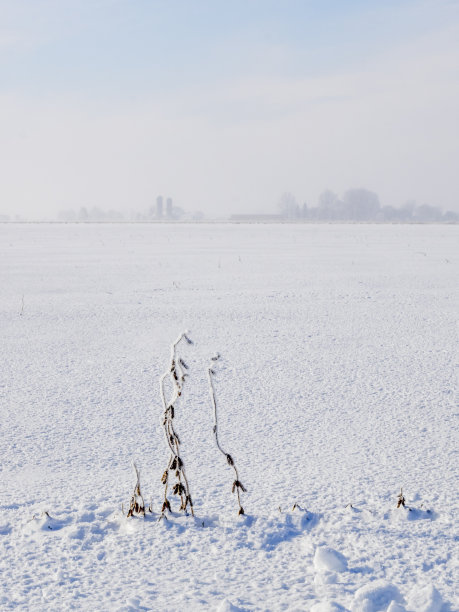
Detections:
[208, 354, 246, 515]
[127, 463, 146, 517]
[159, 332, 194, 518]
[397, 487, 406, 508]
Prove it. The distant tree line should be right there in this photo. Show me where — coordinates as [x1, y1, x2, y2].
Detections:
[279, 189, 458, 223]
[57, 207, 125, 222]
[57, 203, 187, 222]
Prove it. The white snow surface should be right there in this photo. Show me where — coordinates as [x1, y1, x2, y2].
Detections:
[313, 547, 348, 573]
[0, 222, 457, 611]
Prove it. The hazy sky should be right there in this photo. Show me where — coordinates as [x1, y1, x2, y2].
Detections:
[1, 0, 458, 218]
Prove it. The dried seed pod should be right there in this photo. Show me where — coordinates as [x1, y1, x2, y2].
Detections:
[238, 507, 245, 516]
[173, 483, 185, 496]
[226, 454, 234, 466]
[232, 480, 246, 493]
[161, 499, 171, 513]
[170, 457, 177, 471]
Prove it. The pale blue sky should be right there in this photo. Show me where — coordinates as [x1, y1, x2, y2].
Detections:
[1, 0, 458, 217]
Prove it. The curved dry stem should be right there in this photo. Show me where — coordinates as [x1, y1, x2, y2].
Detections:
[208, 357, 246, 515]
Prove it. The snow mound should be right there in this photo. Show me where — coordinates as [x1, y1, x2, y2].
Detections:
[118, 597, 149, 611]
[22, 511, 72, 534]
[406, 585, 443, 612]
[310, 601, 348, 611]
[256, 509, 318, 550]
[389, 507, 436, 523]
[216, 598, 246, 612]
[351, 580, 403, 612]
[0, 521, 12, 535]
[386, 603, 406, 612]
[314, 546, 348, 573]
[314, 572, 338, 585]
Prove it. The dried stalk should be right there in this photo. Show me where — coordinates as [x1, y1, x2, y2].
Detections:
[397, 487, 406, 508]
[127, 463, 145, 517]
[159, 332, 194, 518]
[208, 354, 246, 515]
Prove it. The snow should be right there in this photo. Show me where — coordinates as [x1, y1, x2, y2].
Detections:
[0, 222, 457, 611]
[406, 585, 444, 612]
[386, 604, 407, 612]
[351, 580, 403, 611]
[313, 546, 348, 573]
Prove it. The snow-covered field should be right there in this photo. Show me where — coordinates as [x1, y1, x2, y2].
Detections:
[0, 222, 457, 612]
